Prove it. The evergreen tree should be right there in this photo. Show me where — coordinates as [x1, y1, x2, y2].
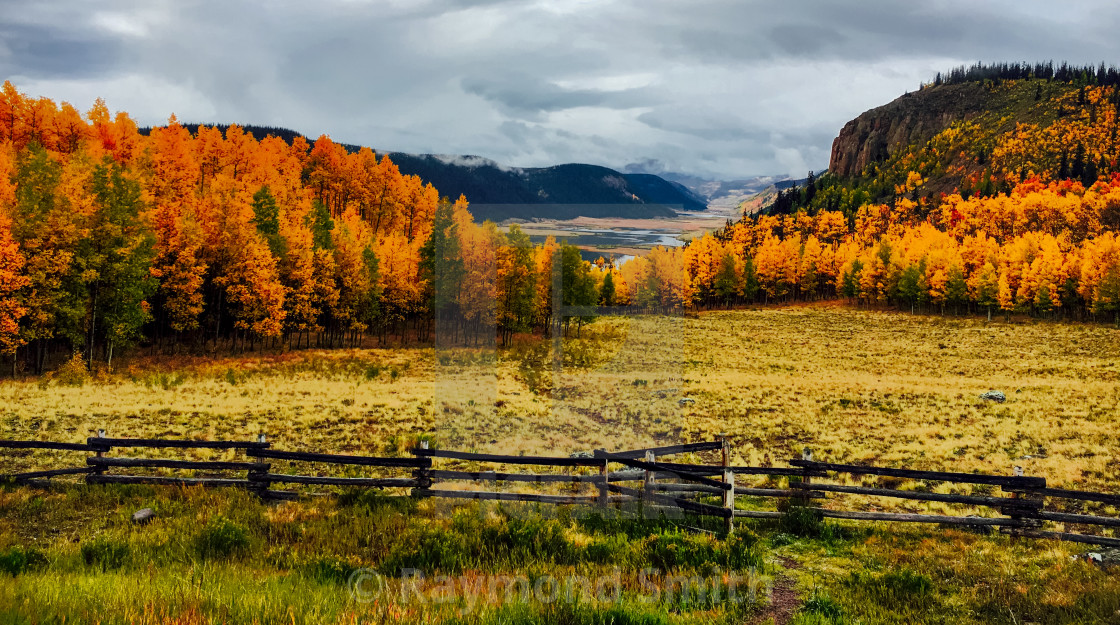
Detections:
[713, 252, 738, 307]
[599, 271, 616, 307]
[357, 246, 381, 330]
[1071, 143, 1086, 181]
[842, 259, 863, 299]
[308, 200, 334, 250]
[251, 186, 287, 259]
[975, 262, 1000, 321]
[496, 224, 537, 344]
[945, 266, 968, 313]
[896, 262, 923, 313]
[741, 255, 760, 302]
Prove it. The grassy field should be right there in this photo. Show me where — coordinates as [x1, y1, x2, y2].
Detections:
[4, 305, 1119, 488]
[2, 306, 1119, 623]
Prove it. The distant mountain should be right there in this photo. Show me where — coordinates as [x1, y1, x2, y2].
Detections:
[144, 124, 706, 222]
[381, 153, 707, 221]
[621, 162, 792, 210]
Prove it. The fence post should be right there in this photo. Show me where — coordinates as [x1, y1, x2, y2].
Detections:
[87, 429, 107, 484]
[599, 457, 609, 509]
[413, 440, 433, 494]
[643, 451, 656, 518]
[798, 447, 813, 505]
[721, 434, 734, 533]
[1004, 465, 1043, 539]
[249, 433, 270, 498]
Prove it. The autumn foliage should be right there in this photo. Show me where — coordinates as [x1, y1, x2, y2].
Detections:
[4, 76, 1120, 374]
[0, 82, 613, 372]
[677, 78, 1120, 322]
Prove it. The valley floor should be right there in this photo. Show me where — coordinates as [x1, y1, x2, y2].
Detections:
[4, 305, 1118, 491]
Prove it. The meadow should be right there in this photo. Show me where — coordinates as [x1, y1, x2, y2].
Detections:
[1, 306, 1119, 624]
[4, 306, 1119, 490]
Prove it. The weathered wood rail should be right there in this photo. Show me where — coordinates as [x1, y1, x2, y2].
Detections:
[2, 436, 1118, 548]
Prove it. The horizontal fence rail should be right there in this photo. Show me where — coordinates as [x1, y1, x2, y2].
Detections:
[0, 440, 107, 452]
[247, 448, 431, 468]
[789, 459, 1048, 489]
[88, 457, 270, 472]
[86, 437, 268, 450]
[1, 436, 1117, 548]
[411, 448, 603, 467]
[604, 441, 725, 459]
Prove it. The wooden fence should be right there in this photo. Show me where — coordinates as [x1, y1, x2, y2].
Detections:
[2, 435, 1118, 548]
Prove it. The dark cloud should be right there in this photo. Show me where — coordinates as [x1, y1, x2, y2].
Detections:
[0, 22, 121, 79]
[462, 73, 656, 116]
[1, 0, 1116, 179]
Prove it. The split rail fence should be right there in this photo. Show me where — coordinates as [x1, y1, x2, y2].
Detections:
[2, 435, 1118, 548]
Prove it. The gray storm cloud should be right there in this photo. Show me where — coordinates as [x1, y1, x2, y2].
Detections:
[1, 0, 1117, 179]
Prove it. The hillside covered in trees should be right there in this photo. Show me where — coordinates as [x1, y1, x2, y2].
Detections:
[663, 63, 1120, 321]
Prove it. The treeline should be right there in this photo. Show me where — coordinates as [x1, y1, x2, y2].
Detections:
[924, 61, 1120, 89]
[675, 176, 1120, 321]
[142, 123, 318, 151]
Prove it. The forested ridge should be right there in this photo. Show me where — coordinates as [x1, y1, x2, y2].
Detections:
[667, 64, 1120, 321]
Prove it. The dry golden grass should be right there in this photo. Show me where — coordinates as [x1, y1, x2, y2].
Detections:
[680, 306, 1120, 492]
[2, 305, 1118, 497]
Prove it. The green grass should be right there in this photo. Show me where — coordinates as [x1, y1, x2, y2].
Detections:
[0, 485, 768, 624]
[0, 483, 1118, 624]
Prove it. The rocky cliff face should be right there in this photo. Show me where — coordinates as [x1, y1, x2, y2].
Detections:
[829, 83, 994, 177]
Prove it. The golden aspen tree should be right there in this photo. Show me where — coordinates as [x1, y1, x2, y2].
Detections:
[0, 81, 22, 144]
[0, 212, 28, 357]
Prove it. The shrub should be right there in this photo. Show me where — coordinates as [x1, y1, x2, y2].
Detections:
[336, 488, 418, 515]
[801, 589, 844, 618]
[845, 568, 933, 605]
[722, 530, 763, 570]
[55, 352, 89, 387]
[644, 532, 718, 570]
[81, 536, 129, 571]
[585, 533, 632, 564]
[194, 516, 250, 560]
[302, 554, 362, 584]
[511, 340, 552, 395]
[223, 368, 240, 385]
[364, 363, 382, 380]
[144, 371, 185, 390]
[482, 516, 576, 564]
[382, 525, 473, 574]
[777, 501, 825, 537]
[0, 546, 48, 576]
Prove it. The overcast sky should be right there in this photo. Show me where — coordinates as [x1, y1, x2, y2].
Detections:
[2, 0, 1118, 180]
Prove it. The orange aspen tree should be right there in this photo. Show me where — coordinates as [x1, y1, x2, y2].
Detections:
[0, 212, 28, 357]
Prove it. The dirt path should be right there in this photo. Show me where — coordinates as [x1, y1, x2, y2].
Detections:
[750, 556, 801, 625]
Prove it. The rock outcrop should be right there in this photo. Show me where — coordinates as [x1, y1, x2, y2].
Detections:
[829, 83, 994, 177]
